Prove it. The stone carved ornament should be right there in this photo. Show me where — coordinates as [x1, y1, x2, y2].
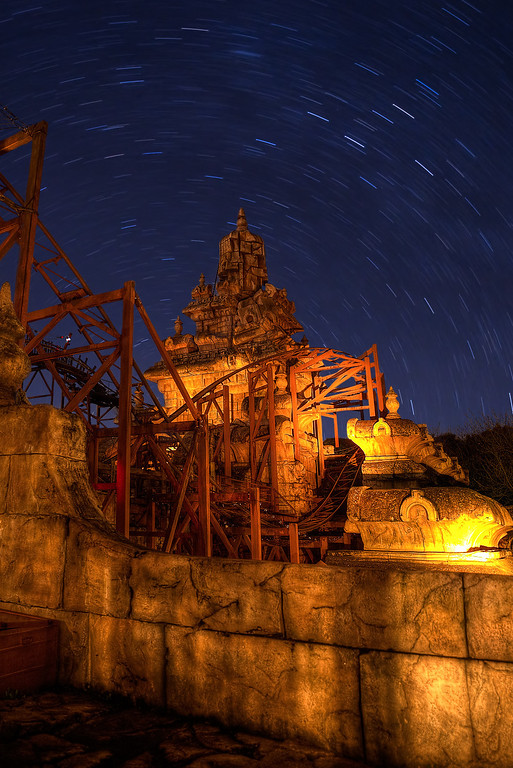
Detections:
[0, 282, 31, 406]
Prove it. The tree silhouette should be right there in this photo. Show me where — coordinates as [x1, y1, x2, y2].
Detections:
[436, 414, 513, 508]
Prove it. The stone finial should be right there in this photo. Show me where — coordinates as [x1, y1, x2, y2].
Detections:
[174, 316, 183, 336]
[236, 207, 248, 232]
[0, 282, 31, 406]
[385, 386, 400, 419]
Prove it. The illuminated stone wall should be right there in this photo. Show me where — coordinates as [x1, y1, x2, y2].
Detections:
[2, 404, 513, 767]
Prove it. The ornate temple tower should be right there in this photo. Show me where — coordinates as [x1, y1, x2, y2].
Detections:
[145, 208, 304, 420]
[145, 209, 318, 513]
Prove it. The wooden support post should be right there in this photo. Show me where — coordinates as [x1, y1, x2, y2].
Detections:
[14, 122, 47, 326]
[320, 536, 328, 559]
[289, 523, 300, 564]
[333, 413, 339, 448]
[266, 364, 279, 507]
[290, 368, 301, 461]
[372, 344, 386, 415]
[315, 414, 325, 484]
[250, 486, 262, 560]
[197, 412, 211, 557]
[223, 384, 231, 478]
[249, 372, 256, 481]
[116, 281, 135, 538]
[318, 416, 325, 478]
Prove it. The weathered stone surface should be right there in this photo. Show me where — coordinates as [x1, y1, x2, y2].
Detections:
[467, 659, 513, 767]
[282, 564, 466, 657]
[165, 626, 363, 759]
[89, 615, 165, 706]
[64, 519, 133, 617]
[464, 574, 513, 661]
[131, 552, 283, 635]
[0, 514, 67, 608]
[361, 651, 474, 768]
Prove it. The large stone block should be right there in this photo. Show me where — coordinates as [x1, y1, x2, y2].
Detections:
[165, 626, 363, 759]
[89, 615, 165, 706]
[467, 658, 513, 767]
[3, 452, 106, 520]
[464, 574, 513, 661]
[0, 404, 104, 521]
[0, 515, 66, 608]
[0, 405, 87, 460]
[131, 552, 283, 635]
[63, 520, 133, 617]
[361, 651, 474, 768]
[282, 564, 466, 657]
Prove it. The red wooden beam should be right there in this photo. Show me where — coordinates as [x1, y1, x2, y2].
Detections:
[26, 287, 124, 323]
[223, 384, 231, 479]
[250, 486, 262, 560]
[116, 281, 135, 538]
[14, 122, 47, 326]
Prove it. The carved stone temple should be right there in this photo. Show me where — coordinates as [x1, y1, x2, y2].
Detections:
[146, 208, 319, 513]
[341, 388, 513, 557]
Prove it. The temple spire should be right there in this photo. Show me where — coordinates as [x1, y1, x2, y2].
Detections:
[236, 207, 248, 232]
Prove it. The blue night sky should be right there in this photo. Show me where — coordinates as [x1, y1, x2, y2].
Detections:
[1, 0, 513, 433]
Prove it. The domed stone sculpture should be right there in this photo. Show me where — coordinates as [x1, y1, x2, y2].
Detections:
[345, 387, 513, 556]
[347, 387, 468, 487]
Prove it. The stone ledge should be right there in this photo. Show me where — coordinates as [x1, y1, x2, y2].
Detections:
[282, 563, 467, 657]
[131, 551, 284, 636]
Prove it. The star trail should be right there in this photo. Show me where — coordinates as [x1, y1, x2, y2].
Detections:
[1, 0, 513, 433]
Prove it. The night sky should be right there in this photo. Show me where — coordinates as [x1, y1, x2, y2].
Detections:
[1, 0, 513, 434]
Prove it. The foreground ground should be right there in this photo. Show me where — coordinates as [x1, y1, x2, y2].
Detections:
[0, 689, 368, 767]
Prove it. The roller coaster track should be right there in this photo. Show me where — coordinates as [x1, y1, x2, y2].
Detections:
[298, 444, 365, 533]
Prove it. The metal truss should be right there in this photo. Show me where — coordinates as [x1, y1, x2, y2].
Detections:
[2, 121, 384, 563]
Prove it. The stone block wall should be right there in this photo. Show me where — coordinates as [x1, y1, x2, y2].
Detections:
[2, 403, 513, 767]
